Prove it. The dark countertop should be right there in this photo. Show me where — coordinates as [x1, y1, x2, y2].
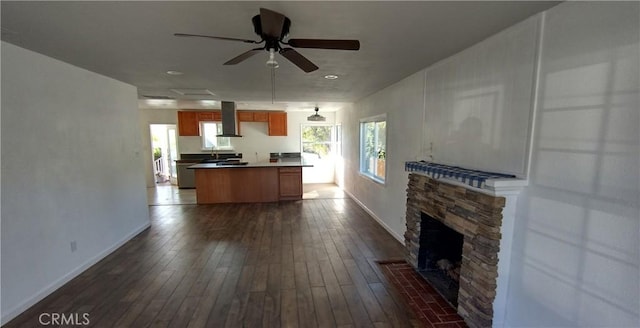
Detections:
[188, 159, 312, 169]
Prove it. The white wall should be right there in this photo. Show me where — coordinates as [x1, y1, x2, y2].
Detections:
[337, 70, 425, 240]
[232, 111, 336, 163]
[506, 3, 639, 326]
[338, 2, 639, 326]
[1, 42, 150, 324]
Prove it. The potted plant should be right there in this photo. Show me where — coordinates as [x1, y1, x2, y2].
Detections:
[376, 148, 386, 177]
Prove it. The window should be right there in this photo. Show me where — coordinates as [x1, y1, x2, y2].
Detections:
[360, 115, 386, 182]
[301, 125, 333, 163]
[201, 122, 232, 150]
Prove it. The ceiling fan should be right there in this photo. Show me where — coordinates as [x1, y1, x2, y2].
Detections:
[174, 8, 360, 73]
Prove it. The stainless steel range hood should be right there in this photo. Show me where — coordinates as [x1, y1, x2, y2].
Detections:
[217, 101, 243, 137]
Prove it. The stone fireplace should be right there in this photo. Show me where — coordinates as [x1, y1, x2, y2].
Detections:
[404, 166, 525, 328]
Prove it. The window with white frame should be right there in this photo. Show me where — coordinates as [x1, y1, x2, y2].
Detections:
[201, 122, 232, 150]
[359, 115, 386, 182]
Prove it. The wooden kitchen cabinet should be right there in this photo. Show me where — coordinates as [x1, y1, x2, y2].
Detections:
[278, 167, 302, 200]
[177, 111, 199, 136]
[268, 112, 287, 136]
[237, 111, 269, 122]
[253, 112, 269, 122]
[237, 111, 254, 122]
[193, 165, 306, 203]
[198, 111, 221, 121]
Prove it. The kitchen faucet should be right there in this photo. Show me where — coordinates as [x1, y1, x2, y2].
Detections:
[211, 148, 219, 159]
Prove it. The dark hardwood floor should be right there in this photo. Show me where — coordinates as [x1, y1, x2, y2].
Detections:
[5, 199, 419, 327]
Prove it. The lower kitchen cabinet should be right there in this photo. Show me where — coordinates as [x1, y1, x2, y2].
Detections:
[192, 166, 306, 203]
[279, 167, 302, 200]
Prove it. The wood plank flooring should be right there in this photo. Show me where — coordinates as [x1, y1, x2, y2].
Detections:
[5, 199, 420, 327]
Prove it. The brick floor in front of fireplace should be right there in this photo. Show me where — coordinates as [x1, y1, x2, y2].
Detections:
[378, 260, 467, 328]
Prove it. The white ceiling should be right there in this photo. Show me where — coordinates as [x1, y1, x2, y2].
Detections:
[1, 1, 558, 111]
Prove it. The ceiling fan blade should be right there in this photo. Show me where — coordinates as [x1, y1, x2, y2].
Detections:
[288, 39, 360, 50]
[279, 48, 318, 73]
[174, 33, 259, 44]
[260, 8, 286, 39]
[224, 48, 263, 65]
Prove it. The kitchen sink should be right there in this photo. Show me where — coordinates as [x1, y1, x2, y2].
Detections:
[216, 161, 249, 166]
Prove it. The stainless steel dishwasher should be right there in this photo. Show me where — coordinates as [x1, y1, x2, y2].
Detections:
[176, 161, 197, 188]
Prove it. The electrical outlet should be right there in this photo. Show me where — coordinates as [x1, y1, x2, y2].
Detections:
[70, 241, 77, 252]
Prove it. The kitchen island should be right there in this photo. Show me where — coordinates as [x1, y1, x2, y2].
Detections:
[189, 160, 312, 204]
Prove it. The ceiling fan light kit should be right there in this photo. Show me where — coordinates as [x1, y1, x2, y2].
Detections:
[265, 48, 279, 68]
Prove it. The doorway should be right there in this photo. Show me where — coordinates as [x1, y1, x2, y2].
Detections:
[149, 124, 178, 185]
[301, 124, 335, 184]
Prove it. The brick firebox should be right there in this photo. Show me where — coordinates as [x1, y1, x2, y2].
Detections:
[405, 173, 507, 328]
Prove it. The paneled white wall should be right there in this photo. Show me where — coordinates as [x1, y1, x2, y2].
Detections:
[339, 2, 639, 327]
[423, 16, 539, 177]
[1, 42, 150, 324]
[506, 3, 639, 326]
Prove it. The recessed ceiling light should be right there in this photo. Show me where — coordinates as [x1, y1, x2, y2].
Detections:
[324, 74, 339, 80]
[166, 70, 183, 75]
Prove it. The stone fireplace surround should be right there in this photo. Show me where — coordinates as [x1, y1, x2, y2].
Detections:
[405, 172, 524, 328]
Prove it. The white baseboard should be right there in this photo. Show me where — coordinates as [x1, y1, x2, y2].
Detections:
[343, 190, 405, 244]
[1, 221, 151, 325]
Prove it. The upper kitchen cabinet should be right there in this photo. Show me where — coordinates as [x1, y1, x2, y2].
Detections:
[268, 112, 287, 136]
[178, 111, 223, 136]
[177, 111, 199, 136]
[253, 112, 269, 122]
[237, 111, 254, 122]
[198, 111, 221, 121]
[237, 111, 269, 122]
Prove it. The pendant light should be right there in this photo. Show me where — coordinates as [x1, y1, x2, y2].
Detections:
[307, 106, 326, 122]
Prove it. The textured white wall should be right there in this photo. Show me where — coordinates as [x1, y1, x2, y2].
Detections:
[1, 42, 150, 324]
[506, 2, 639, 326]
